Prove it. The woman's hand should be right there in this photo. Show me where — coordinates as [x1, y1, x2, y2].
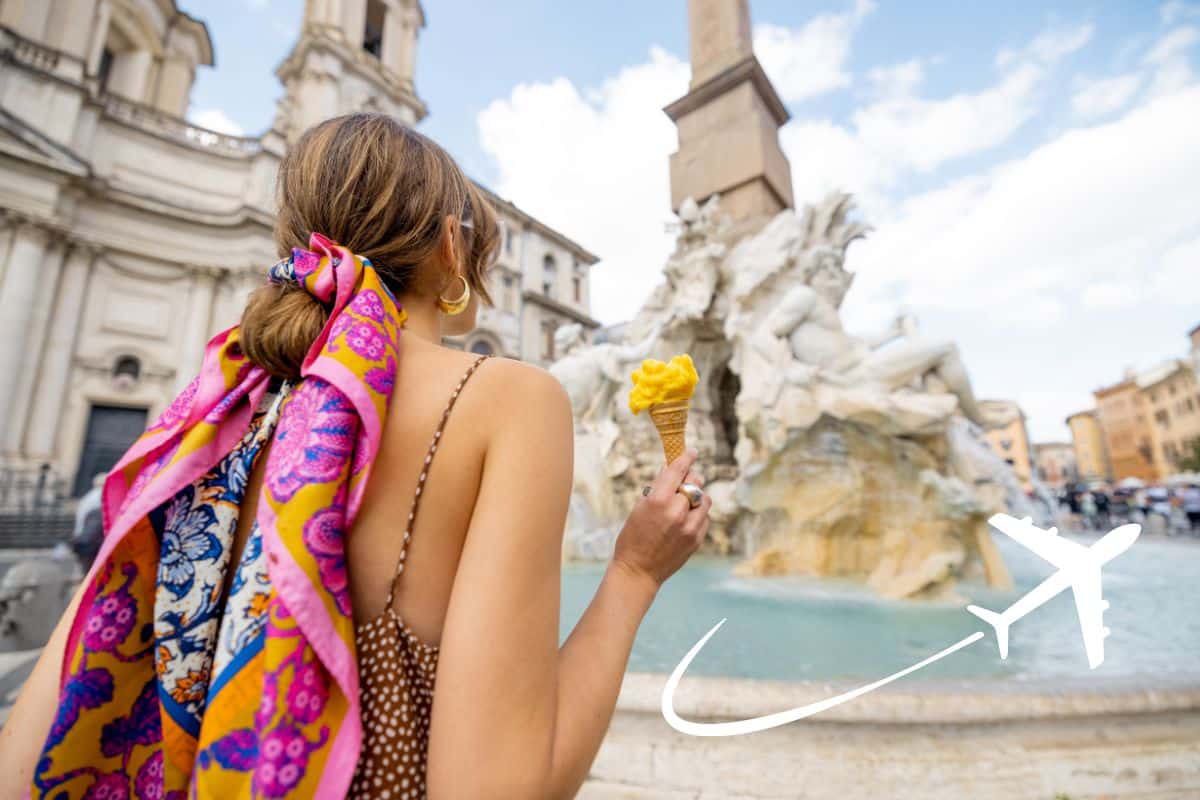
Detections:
[613, 448, 712, 589]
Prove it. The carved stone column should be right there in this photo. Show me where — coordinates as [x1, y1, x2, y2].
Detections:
[155, 57, 193, 117]
[398, 5, 420, 86]
[5, 238, 69, 455]
[0, 222, 51, 454]
[24, 244, 97, 459]
[86, 0, 113, 75]
[176, 267, 219, 392]
[341, 0, 367, 47]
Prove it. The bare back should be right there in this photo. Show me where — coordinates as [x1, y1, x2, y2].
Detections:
[346, 338, 492, 642]
[228, 334, 501, 650]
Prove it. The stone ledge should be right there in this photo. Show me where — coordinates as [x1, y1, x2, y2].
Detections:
[617, 671, 1200, 723]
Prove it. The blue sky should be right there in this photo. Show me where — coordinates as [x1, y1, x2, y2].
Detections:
[185, 1, 1200, 442]
[188, 1, 1163, 182]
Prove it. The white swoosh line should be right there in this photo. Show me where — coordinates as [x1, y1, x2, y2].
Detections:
[661, 620, 986, 737]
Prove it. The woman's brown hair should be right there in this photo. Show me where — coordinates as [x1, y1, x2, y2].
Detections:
[240, 113, 500, 380]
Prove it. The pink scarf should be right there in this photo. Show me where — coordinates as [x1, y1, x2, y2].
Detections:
[33, 233, 405, 798]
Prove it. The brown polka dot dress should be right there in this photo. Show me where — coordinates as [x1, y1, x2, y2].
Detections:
[349, 355, 489, 799]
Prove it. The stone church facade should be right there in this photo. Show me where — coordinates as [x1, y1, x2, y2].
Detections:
[0, 0, 598, 496]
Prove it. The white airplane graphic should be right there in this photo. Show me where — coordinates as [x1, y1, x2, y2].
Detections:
[967, 514, 1141, 669]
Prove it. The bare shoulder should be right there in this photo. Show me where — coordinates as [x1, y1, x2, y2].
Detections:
[455, 356, 573, 498]
[468, 357, 571, 427]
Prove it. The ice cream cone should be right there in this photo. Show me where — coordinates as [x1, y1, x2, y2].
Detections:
[649, 399, 689, 463]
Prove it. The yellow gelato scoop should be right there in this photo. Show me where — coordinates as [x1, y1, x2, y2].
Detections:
[628, 355, 699, 414]
[629, 355, 699, 462]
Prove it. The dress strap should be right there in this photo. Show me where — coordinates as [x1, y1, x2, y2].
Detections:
[385, 354, 490, 615]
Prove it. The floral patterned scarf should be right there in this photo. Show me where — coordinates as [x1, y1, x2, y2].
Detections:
[33, 233, 406, 799]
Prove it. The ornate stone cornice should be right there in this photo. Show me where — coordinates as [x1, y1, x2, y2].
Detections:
[521, 289, 601, 329]
[77, 354, 175, 381]
[0, 211, 114, 261]
[0, 209, 62, 241]
[663, 54, 790, 127]
[275, 30, 428, 122]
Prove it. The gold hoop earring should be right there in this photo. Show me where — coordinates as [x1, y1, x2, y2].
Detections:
[437, 275, 470, 316]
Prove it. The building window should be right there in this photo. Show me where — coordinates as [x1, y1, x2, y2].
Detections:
[573, 275, 582, 303]
[363, 0, 386, 58]
[98, 48, 115, 92]
[112, 355, 141, 383]
[501, 274, 515, 312]
[469, 339, 495, 356]
[542, 254, 557, 297]
[505, 224, 515, 254]
[543, 322, 557, 360]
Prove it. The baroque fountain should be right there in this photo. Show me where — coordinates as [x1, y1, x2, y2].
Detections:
[553, 192, 1044, 600]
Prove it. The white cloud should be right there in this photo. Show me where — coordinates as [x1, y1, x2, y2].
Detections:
[753, 0, 875, 103]
[475, 12, 1199, 441]
[1081, 282, 1136, 309]
[866, 58, 926, 97]
[1068, 24, 1196, 120]
[853, 87, 1200, 307]
[1070, 73, 1141, 117]
[852, 63, 1042, 173]
[996, 22, 1095, 68]
[782, 56, 1045, 216]
[1144, 25, 1199, 96]
[782, 19, 1109, 219]
[847, 86, 1200, 439]
[188, 108, 245, 136]
[1028, 22, 1096, 63]
[1161, 1, 1200, 25]
[478, 48, 689, 324]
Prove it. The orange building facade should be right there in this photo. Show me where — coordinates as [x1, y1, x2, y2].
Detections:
[1093, 377, 1157, 482]
[980, 399, 1034, 489]
[1139, 359, 1200, 477]
[1033, 442, 1076, 488]
[1066, 409, 1111, 483]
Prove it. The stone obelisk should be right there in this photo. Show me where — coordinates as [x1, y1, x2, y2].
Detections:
[664, 0, 794, 234]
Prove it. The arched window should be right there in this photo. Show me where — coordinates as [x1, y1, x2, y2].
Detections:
[363, 0, 386, 57]
[112, 355, 141, 382]
[542, 254, 557, 296]
[469, 339, 495, 356]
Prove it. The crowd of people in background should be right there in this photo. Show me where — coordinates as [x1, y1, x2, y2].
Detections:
[1059, 481, 1200, 536]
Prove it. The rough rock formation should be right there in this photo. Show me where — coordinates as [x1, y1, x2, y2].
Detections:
[555, 193, 1040, 598]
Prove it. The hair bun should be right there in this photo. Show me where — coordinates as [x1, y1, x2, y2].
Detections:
[239, 282, 329, 381]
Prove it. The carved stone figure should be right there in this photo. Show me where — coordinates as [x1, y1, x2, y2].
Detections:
[753, 257, 986, 425]
[549, 323, 660, 428]
[550, 191, 1037, 598]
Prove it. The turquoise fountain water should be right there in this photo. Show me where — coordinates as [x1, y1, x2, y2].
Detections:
[561, 531, 1200, 682]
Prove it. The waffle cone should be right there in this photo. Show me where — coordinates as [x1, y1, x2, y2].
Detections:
[648, 399, 689, 463]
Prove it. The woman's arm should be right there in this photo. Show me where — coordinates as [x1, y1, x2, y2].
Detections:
[0, 577, 87, 798]
[426, 362, 708, 799]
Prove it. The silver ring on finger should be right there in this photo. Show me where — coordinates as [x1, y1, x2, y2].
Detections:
[642, 485, 652, 497]
[677, 482, 704, 509]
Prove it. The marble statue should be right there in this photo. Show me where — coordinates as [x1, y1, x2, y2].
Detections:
[751, 258, 986, 424]
[550, 191, 1030, 598]
[550, 323, 660, 429]
[550, 323, 664, 561]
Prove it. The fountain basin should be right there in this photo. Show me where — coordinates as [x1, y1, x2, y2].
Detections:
[581, 672, 1200, 799]
[565, 533, 1200, 798]
[561, 534, 1200, 682]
